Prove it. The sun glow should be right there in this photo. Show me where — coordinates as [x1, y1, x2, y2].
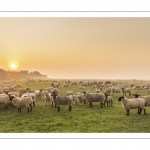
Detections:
[9, 61, 18, 70]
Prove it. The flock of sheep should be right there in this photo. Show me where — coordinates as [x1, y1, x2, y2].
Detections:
[0, 79, 150, 115]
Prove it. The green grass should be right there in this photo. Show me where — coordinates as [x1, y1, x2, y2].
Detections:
[1, 80, 150, 133]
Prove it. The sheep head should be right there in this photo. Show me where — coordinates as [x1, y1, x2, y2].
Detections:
[118, 96, 124, 101]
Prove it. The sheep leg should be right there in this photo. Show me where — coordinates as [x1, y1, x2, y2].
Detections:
[137, 108, 140, 114]
[139, 108, 142, 114]
[68, 106, 72, 111]
[18, 108, 20, 113]
[27, 107, 29, 113]
[126, 109, 129, 115]
[51, 101, 53, 107]
[33, 102, 35, 107]
[89, 102, 93, 107]
[5, 105, 8, 109]
[30, 106, 32, 112]
[143, 109, 146, 115]
[57, 106, 60, 112]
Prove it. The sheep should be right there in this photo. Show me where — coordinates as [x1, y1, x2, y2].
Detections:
[79, 85, 86, 89]
[9, 86, 15, 92]
[82, 91, 105, 108]
[95, 88, 102, 93]
[64, 83, 69, 88]
[104, 93, 113, 107]
[19, 88, 30, 97]
[8, 92, 19, 97]
[10, 95, 33, 113]
[0, 93, 11, 109]
[111, 87, 121, 95]
[68, 95, 78, 105]
[45, 87, 54, 93]
[54, 95, 73, 112]
[76, 94, 86, 104]
[104, 87, 112, 95]
[118, 96, 146, 115]
[35, 89, 44, 99]
[66, 91, 74, 96]
[71, 82, 77, 86]
[121, 87, 131, 96]
[132, 94, 150, 107]
[44, 91, 54, 106]
[21, 92, 36, 107]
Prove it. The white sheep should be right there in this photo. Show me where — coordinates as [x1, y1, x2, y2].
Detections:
[111, 87, 121, 95]
[121, 87, 131, 96]
[8, 92, 19, 97]
[35, 89, 44, 99]
[118, 96, 146, 115]
[54, 95, 73, 112]
[104, 93, 113, 107]
[44, 91, 54, 106]
[0, 93, 11, 109]
[21, 92, 36, 107]
[10, 95, 33, 113]
[82, 91, 105, 108]
[66, 91, 74, 96]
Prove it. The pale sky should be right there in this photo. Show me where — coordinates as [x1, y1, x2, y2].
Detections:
[0, 17, 150, 79]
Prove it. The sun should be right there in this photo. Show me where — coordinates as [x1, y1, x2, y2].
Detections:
[9, 61, 18, 70]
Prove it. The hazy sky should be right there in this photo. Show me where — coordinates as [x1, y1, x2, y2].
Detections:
[0, 17, 150, 79]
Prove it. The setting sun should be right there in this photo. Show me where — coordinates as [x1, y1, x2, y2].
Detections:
[9, 61, 18, 70]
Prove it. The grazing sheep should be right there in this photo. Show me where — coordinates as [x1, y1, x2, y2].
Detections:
[35, 89, 44, 99]
[0, 93, 11, 109]
[71, 82, 77, 86]
[118, 96, 146, 115]
[95, 88, 102, 93]
[19, 88, 30, 97]
[21, 92, 36, 107]
[82, 91, 105, 108]
[45, 87, 54, 92]
[79, 85, 86, 89]
[10, 95, 33, 113]
[9, 86, 15, 92]
[54, 95, 73, 112]
[76, 94, 86, 104]
[121, 87, 131, 96]
[66, 91, 74, 96]
[44, 91, 54, 106]
[104, 93, 113, 107]
[64, 83, 69, 88]
[8, 92, 19, 97]
[111, 87, 121, 95]
[104, 87, 112, 95]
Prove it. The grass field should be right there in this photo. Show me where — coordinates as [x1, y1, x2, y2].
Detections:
[0, 80, 150, 133]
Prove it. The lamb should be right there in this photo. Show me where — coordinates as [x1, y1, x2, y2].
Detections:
[79, 85, 86, 89]
[54, 95, 73, 112]
[44, 91, 54, 106]
[10, 95, 33, 113]
[82, 91, 105, 108]
[0, 93, 11, 109]
[121, 87, 131, 96]
[104, 87, 112, 95]
[21, 92, 36, 107]
[104, 93, 113, 107]
[118, 96, 146, 115]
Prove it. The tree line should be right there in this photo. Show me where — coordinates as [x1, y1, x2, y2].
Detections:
[0, 68, 48, 80]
